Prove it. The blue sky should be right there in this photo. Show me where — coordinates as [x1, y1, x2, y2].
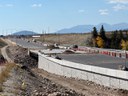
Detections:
[0, 0, 128, 34]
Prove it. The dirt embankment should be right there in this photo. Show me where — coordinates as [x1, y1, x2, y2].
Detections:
[6, 46, 37, 68]
[1, 46, 83, 96]
[1, 64, 82, 96]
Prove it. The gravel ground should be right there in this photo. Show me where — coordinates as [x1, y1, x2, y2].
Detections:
[1, 65, 82, 96]
[3, 45, 128, 96]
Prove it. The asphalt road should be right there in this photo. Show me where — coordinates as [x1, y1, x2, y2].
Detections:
[58, 54, 128, 69]
[9, 38, 44, 49]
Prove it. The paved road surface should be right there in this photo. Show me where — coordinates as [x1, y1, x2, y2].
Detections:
[58, 54, 128, 69]
[9, 38, 44, 49]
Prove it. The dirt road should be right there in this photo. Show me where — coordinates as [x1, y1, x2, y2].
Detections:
[1, 46, 13, 63]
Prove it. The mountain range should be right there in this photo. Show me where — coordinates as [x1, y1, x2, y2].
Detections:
[55, 23, 128, 33]
[13, 30, 38, 35]
[12, 23, 128, 35]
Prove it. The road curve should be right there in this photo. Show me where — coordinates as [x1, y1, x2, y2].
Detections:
[0, 39, 14, 63]
[1, 46, 13, 63]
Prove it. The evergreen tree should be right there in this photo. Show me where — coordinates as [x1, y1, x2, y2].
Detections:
[125, 30, 128, 40]
[119, 30, 124, 40]
[110, 30, 119, 49]
[91, 27, 98, 47]
[116, 30, 124, 49]
[99, 25, 108, 48]
[99, 25, 106, 40]
[92, 27, 98, 38]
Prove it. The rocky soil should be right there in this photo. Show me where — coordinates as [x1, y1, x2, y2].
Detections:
[1, 65, 82, 96]
[6, 46, 37, 68]
[1, 45, 83, 96]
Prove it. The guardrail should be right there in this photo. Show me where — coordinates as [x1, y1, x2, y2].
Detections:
[38, 52, 128, 90]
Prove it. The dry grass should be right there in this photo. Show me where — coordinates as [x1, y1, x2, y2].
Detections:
[36, 33, 91, 45]
[0, 63, 16, 92]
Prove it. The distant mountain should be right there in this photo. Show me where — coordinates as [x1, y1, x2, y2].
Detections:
[13, 30, 38, 35]
[56, 25, 93, 33]
[55, 23, 128, 33]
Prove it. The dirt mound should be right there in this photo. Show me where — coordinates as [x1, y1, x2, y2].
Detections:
[63, 50, 75, 54]
[6, 46, 37, 68]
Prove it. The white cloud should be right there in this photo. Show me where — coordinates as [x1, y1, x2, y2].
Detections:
[99, 9, 109, 15]
[0, 4, 14, 8]
[108, 0, 128, 4]
[113, 4, 128, 11]
[78, 9, 85, 13]
[6, 4, 14, 7]
[108, 0, 128, 11]
[31, 4, 42, 8]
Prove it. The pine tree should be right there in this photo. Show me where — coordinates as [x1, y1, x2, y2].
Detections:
[118, 30, 124, 40]
[92, 27, 98, 38]
[110, 30, 120, 49]
[99, 25, 106, 40]
[125, 30, 128, 40]
[91, 27, 98, 47]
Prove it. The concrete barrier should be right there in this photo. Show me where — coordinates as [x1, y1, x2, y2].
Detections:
[116, 52, 121, 58]
[70, 46, 128, 59]
[38, 53, 128, 90]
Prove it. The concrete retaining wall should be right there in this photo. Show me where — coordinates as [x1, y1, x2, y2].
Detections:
[38, 53, 128, 90]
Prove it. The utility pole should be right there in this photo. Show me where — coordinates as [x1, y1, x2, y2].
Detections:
[125, 50, 127, 68]
[48, 27, 50, 33]
[58, 32, 60, 44]
[42, 30, 44, 42]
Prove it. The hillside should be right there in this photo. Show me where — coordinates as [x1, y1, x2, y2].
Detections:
[13, 30, 38, 35]
[36, 33, 91, 46]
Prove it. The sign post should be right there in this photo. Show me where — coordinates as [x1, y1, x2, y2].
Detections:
[124, 50, 126, 68]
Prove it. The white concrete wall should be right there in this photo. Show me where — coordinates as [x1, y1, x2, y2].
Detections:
[38, 53, 128, 90]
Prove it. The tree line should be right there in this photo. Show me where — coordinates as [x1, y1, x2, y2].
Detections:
[87, 25, 128, 50]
